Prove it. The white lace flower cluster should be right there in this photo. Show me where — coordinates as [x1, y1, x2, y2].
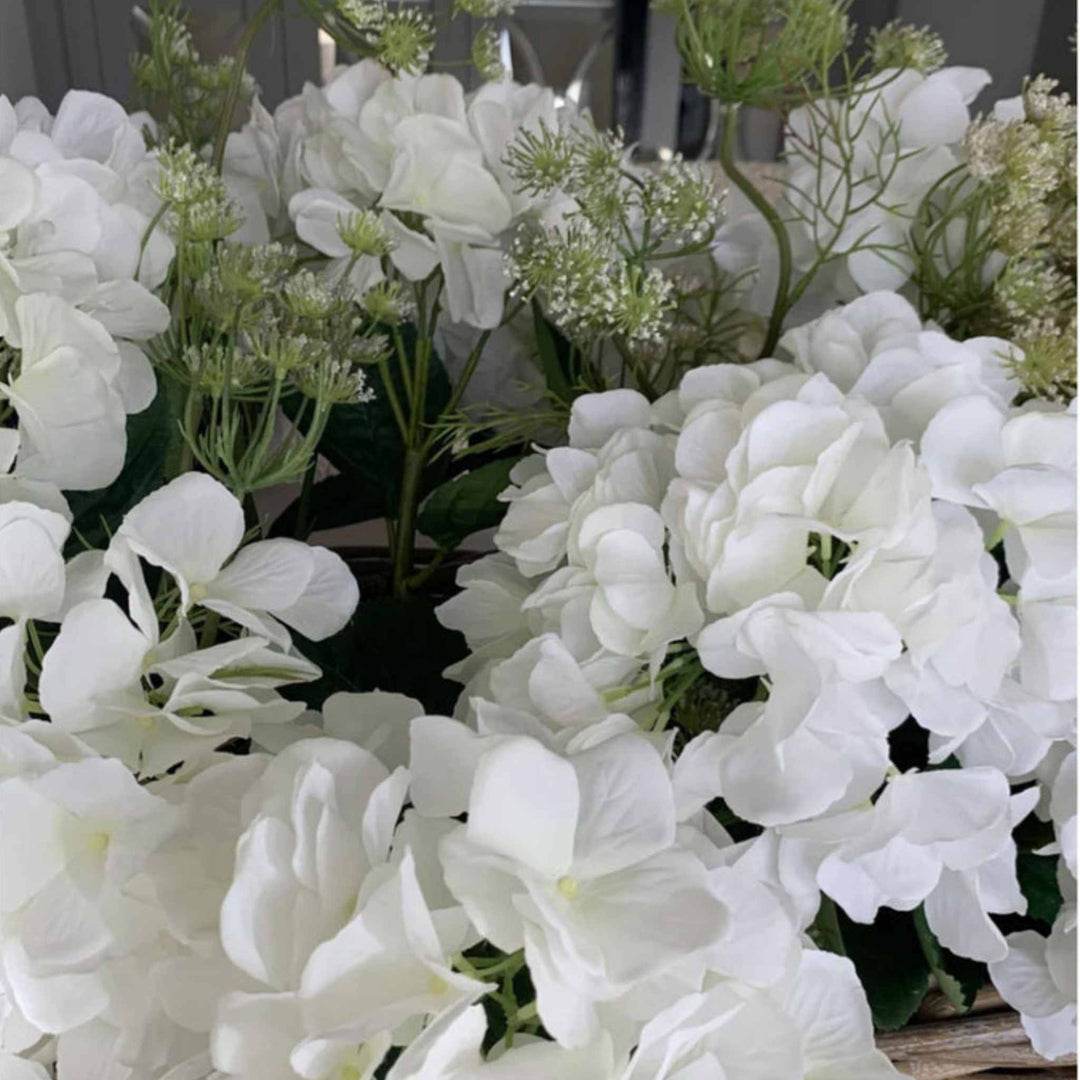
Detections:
[225, 61, 565, 331]
[0, 90, 175, 490]
[438, 289, 1078, 1059]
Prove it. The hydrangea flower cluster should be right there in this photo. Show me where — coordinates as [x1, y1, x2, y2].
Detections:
[438, 290, 1077, 1059]
[0, 90, 174, 489]
[0, 468, 365, 1077]
[224, 60, 566, 332]
[0, 468, 915, 1080]
[0, 1, 1074, 1075]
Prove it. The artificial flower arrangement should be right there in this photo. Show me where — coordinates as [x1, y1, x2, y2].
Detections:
[0, 0, 1075, 1077]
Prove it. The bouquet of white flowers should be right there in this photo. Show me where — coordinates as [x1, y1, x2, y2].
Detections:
[0, 0, 1074, 1077]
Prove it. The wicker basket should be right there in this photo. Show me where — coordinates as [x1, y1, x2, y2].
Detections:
[878, 988, 1077, 1078]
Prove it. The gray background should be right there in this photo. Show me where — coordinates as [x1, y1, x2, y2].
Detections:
[1, 0, 1075, 154]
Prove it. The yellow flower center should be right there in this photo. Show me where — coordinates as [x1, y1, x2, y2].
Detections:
[427, 972, 448, 995]
[87, 831, 110, 854]
[556, 875, 579, 899]
[189, 582, 208, 602]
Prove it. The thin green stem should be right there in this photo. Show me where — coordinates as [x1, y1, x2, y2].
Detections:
[985, 518, 1010, 552]
[720, 103, 792, 358]
[376, 353, 409, 442]
[25, 620, 44, 666]
[135, 201, 170, 281]
[211, 0, 282, 173]
[392, 446, 425, 597]
[422, 330, 492, 456]
[294, 457, 318, 540]
[406, 548, 447, 591]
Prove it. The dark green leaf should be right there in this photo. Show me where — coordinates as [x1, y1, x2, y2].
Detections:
[812, 898, 851, 959]
[283, 592, 467, 714]
[913, 906, 987, 1013]
[1018, 852, 1064, 926]
[531, 298, 573, 404]
[887, 716, 929, 773]
[270, 473, 389, 539]
[1014, 809, 1057, 853]
[65, 386, 173, 554]
[417, 457, 518, 550]
[808, 896, 847, 958]
[837, 907, 930, 1031]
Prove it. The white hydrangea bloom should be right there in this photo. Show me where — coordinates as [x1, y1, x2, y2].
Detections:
[38, 599, 315, 775]
[990, 890, 1077, 1060]
[623, 951, 900, 1079]
[263, 62, 568, 330]
[433, 728, 728, 1048]
[209, 737, 487, 1079]
[0, 89, 173, 437]
[792, 767, 1037, 962]
[112, 472, 359, 646]
[0, 750, 179, 1035]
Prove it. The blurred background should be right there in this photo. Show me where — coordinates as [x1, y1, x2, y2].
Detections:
[2, 0, 1075, 160]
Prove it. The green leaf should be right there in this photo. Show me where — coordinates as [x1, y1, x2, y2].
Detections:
[65, 386, 173, 554]
[836, 907, 930, 1031]
[808, 896, 847, 958]
[913, 906, 987, 1013]
[1018, 852, 1064, 926]
[270, 473, 389, 539]
[283, 592, 467, 714]
[417, 456, 518, 551]
[1014, 808, 1057, 853]
[531, 299, 573, 404]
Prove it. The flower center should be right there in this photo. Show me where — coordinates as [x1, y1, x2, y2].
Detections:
[427, 972, 448, 995]
[189, 582, 208, 602]
[556, 875, 579, 899]
[87, 831, 110, 854]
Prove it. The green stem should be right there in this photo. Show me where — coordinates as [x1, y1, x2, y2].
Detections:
[294, 457, 318, 540]
[377, 353, 410, 442]
[135, 201, 170, 281]
[653, 659, 704, 732]
[422, 330, 491, 455]
[509, 1001, 537, 1025]
[211, 0, 282, 173]
[720, 103, 792, 358]
[460, 949, 524, 979]
[199, 610, 220, 649]
[178, 382, 203, 475]
[392, 446, 425, 597]
[985, 518, 1010, 552]
[394, 324, 490, 596]
[406, 548, 447, 591]
[25, 620, 44, 666]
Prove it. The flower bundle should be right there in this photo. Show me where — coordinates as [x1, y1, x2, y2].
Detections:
[0, 0, 1075, 1077]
